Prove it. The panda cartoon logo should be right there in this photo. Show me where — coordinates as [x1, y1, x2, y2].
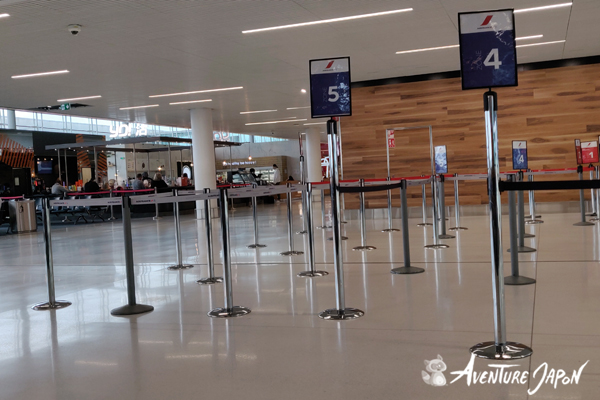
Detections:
[422, 355, 447, 387]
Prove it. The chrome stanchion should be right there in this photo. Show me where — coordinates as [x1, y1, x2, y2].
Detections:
[197, 189, 223, 284]
[353, 179, 376, 251]
[319, 118, 364, 320]
[505, 174, 536, 286]
[382, 177, 399, 232]
[168, 190, 194, 270]
[437, 175, 455, 239]
[107, 189, 116, 221]
[247, 184, 266, 249]
[32, 198, 72, 311]
[296, 155, 307, 234]
[508, 172, 536, 253]
[591, 167, 600, 222]
[449, 174, 467, 231]
[391, 180, 425, 275]
[111, 196, 154, 315]
[316, 188, 331, 229]
[208, 188, 251, 318]
[424, 176, 448, 249]
[417, 177, 432, 227]
[588, 167, 597, 216]
[298, 183, 328, 277]
[281, 183, 304, 256]
[526, 174, 543, 224]
[575, 166, 594, 226]
[152, 187, 161, 221]
[470, 91, 532, 360]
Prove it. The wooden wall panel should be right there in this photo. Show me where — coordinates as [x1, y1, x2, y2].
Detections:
[341, 64, 600, 209]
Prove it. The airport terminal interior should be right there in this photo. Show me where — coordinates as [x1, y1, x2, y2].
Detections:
[1, 1, 600, 399]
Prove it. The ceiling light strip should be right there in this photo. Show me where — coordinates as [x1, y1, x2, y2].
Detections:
[245, 119, 307, 126]
[169, 99, 212, 105]
[57, 95, 102, 102]
[0, 13, 10, 18]
[119, 104, 159, 110]
[240, 110, 277, 114]
[286, 106, 310, 110]
[243, 8, 413, 34]
[516, 40, 565, 48]
[514, 2, 572, 13]
[12, 70, 69, 79]
[303, 122, 327, 125]
[150, 86, 243, 98]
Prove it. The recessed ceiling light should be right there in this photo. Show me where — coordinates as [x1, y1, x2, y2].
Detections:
[149, 86, 243, 98]
[0, 13, 9, 18]
[286, 106, 310, 110]
[516, 40, 565, 48]
[242, 8, 413, 33]
[301, 89, 307, 93]
[514, 2, 572, 13]
[119, 104, 159, 110]
[304, 122, 327, 125]
[12, 70, 69, 79]
[169, 99, 213, 105]
[57, 95, 102, 102]
[245, 119, 307, 126]
[396, 44, 459, 55]
[515, 35, 544, 41]
[240, 110, 277, 114]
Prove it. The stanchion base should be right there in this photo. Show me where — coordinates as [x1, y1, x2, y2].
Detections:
[470, 341, 533, 360]
[526, 215, 542, 219]
[153, 216, 161, 221]
[519, 233, 535, 238]
[352, 245, 376, 251]
[574, 221, 595, 226]
[525, 220, 544, 224]
[449, 227, 468, 231]
[382, 228, 400, 232]
[297, 270, 329, 277]
[588, 217, 600, 222]
[586, 213, 597, 217]
[296, 230, 307, 234]
[196, 277, 224, 285]
[107, 217, 117, 221]
[507, 246, 536, 253]
[438, 234, 455, 239]
[417, 223, 433, 226]
[424, 244, 450, 249]
[504, 275, 536, 285]
[110, 304, 154, 316]
[318, 308, 364, 320]
[341, 221, 348, 224]
[208, 306, 251, 318]
[316, 226, 332, 229]
[327, 236, 348, 241]
[167, 264, 195, 270]
[247, 244, 267, 249]
[391, 266, 425, 274]
[32, 300, 72, 311]
[280, 250, 304, 256]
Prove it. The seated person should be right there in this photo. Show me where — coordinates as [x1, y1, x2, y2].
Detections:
[152, 173, 168, 189]
[51, 178, 69, 196]
[132, 174, 145, 190]
[83, 177, 100, 192]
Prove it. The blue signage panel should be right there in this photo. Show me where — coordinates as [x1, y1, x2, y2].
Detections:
[512, 140, 528, 170]
[458, 10, 517, 90]
[310, 57, 351, 118]
[435, 145, 448, 174]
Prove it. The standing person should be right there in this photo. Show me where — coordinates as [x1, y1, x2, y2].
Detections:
[132, 174, 145, 190]
[273, 164, 282, 201]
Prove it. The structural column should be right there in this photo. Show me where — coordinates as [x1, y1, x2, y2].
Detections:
[190, 108, 217, 217]
[6, 110, 16, 130]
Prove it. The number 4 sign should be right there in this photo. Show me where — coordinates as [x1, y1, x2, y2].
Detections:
[512, 141, 528, 170]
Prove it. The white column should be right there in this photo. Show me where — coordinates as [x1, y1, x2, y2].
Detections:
[306, 128, 322, 183]
[6, 109, 16, 129]
[190, 108, 216, 217]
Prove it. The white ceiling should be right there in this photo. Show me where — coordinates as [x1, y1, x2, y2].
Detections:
[0, 0, 597, 139]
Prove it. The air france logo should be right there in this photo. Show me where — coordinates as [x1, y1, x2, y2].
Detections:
[480, 15, 493, 26]
[477, 14, 495, 31]
[325, 60, 334, 69]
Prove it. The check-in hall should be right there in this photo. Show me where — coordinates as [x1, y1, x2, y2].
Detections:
[1, 1, 600, 399]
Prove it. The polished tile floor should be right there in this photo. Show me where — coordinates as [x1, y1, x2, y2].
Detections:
[0, 199, 598, 399]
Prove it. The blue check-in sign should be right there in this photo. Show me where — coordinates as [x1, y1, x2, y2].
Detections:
[512, 141, 528, 170]
[310, 57, 352, 118]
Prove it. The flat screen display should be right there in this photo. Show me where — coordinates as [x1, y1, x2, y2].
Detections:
[435, 145, 448, 174]
[37, 160, 53, 174]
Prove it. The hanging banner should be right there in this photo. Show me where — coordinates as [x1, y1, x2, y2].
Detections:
[434, 145, 448, 174]
[458, 9, 518, 90]
[512, 140, 528, 170]
[581, 141, 599, 164]
[310, 57, 352, 118]
[387, 129, 395, 148]
[575, 139, 583, 165]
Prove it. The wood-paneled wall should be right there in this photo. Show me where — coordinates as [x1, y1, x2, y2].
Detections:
[341, 63, 600, 209]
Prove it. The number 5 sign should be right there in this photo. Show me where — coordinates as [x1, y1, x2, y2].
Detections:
[458, 9, 517, 90]
[310, 57, 352, 118]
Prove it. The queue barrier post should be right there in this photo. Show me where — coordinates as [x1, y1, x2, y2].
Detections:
[247, 184, 267, 249]
[298, 183, 328, 278]
[504, 174, 536, 286]
[470, 90, 532, 360]
[111, 196, 154, 316]
[588, 168, 597, 216]
[382, 177, 399, 232]
[353, 179, 376, 251]
[449, 174, 467, 231]
[208, 188, 251, 318]
[168, 189, 194, 270]
[508, 171, 536, 253]
[416, 177, 432, 227]
[424, 175, 449, 249]
[197, 188, 224, 285]
[316, 188, 331, 229]
[296, 178, 308, 235]
[152, 187, 161, 220]
[575, 166, 594, 226]
[437, 175, 455, 239]
[32, 197, 72, 311]
[391, 180, 425, 275]
[280, 183, 304, 256]
[591, 167, 600, 222]
[107, 189, 116, 221]
[526, 174, 543, 224]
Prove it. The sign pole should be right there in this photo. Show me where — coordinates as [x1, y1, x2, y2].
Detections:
[383, 130, 398, 232]
[424, 126, 448, 249]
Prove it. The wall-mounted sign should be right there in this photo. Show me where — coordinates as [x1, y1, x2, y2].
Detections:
[59, 103, 71, 111]
[458, 9, 517, 90]
[214, 131, 230, 141]
[222, 160, 257, 167]
[575, 139, 583, 165]
[435, 145, 448, 174]
[310, 57, 352, 118]
[109, 122, 148, 138]
[387, 130, 396, 148]
[512, 140, 528, 170]
[581, 141, 599, 164]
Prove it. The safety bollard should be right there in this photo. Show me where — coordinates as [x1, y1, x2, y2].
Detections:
[298, 183, 328, 277]
[208, 188, 251, 318]
[382, 177, 399, 232]
[508, 172, 536, 253]
[197, 188, 224, 284]
[107, 189, 117, 221]
[111, 196, 154, 316]
[353, 179, 376, 251]
[280, 183, 304, 256]
[526, 174, 543, 224]
[391, 180, 425, 275]
[437, 175, 455, 239]
[505, 174, 536, 285]
[449, 174, 467, 231]
[32, 197, 72, 311]
[575, 166, 594, 226]
[152, 187, 161, 220]
[247, 184, 267, 249]
[417, 177, 432, 227]
[168, 190, 194, 270]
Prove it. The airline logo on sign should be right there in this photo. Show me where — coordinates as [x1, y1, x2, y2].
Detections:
[513, 141, 526, 149]
[310, 58, 350, 75]
[460, 11, 513, 35]
[387, 130, 395, 148]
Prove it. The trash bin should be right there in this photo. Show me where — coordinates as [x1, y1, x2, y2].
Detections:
[9, 199, 37, 233]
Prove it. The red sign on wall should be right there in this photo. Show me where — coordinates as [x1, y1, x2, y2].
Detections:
[575, 139, 582, 165]
[581, 141, 599, 164]
[387, 129, 395, 149]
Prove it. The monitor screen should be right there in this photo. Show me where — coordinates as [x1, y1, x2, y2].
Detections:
[37, 160, 53, 174]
